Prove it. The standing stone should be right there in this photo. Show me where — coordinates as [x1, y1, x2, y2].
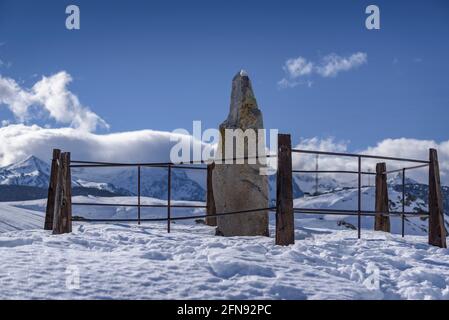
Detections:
[212, 70, 269, 236]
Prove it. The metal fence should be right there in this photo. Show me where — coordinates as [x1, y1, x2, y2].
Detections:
[291, 149, 430, 239]
[69, 156, 276, 233]
[45, 137, 445, 248]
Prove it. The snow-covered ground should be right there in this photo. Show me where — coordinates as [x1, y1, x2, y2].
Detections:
[0, 202, 44, 232]
[1, 196, 449, 300]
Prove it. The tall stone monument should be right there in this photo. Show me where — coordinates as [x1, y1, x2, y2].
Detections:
[212, 70, 269, 236]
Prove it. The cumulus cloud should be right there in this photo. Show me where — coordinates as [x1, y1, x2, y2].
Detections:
[283, 57, 314, 78]
[316, 52, 367, 78]
[292, 137, 449, 185]
[278, 52, 367, 88]
[0, 71, 108, 132]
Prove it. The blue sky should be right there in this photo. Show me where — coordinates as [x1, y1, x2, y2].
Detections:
[0, 0, 449, 150]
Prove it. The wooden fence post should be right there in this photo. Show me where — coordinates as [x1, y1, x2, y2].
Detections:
[276, 134, 295, 246]
[374, 162, 390, 232]
[52, 152, 63, 234]
[52, 152, 72, 235]
[428, 148, 447, 248]
[206, 162, 217, 226]
[44, 149, 61, 230]
[62, 152, 72, 233]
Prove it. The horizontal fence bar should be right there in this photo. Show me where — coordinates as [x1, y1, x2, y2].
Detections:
[292, 170, 376, 175]
[71, 206, 427, 223]
[70, 154, 277, 168]
[383, 163, 429, 175]
[291, 149, 429, 164]
[293, 207, 429, 217]
[70, 164, 208, 170]
[294, 207, 429, 215]
[170, 165, 207, 170]
[72, 202, 207, 209]
[295, 211, 428, 218]
[71, 207, 277, 222]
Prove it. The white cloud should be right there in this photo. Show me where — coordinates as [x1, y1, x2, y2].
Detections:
[292, 137, 449, 185]
[278, 52, 368, 88]
[0, 124, 204, 168]
[316, 52, 367, 78]
[295, 137, 349, 153]
[1, 124, 447, 186]
[277, 78, 314, 89]
[283, 57, 314, 78]
[0, 71, 108, 132]
[277, 78, 300, 89]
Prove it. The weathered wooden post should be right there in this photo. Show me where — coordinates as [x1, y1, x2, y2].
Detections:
[428, 148, 447, 248]
[52, 152, 63, 234]
[276, 134, 295, 246]
[206, 163, 217, 226]
[62, 152, 72, 233]
[52, 152, 72, 235]
[374, 162, 390, 232]
[44, 149, 61, 230]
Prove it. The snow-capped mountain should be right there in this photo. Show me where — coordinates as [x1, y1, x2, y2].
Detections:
[295, 179, 449, 235]
[73, 166, 206, 201]
[293, 173, 340, 195]
[0, 156, 206, 201]
[387, 172, 419, 186]
[1, 156, 447, 218]
[0, 156, 51, 188]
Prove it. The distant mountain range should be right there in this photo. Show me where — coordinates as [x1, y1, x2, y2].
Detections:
[0, 156, 205, 201]
[1, 156, 447, 222]
[0, 156, 305, 202]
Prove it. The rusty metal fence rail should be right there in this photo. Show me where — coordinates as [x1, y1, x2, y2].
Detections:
[291, 148, 431, 239]
[68, 155, 276, 233]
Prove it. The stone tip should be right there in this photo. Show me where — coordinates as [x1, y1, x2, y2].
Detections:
[234, 69, 249, 78]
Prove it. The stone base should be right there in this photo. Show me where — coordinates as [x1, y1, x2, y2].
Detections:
[212, 164, 269, 237]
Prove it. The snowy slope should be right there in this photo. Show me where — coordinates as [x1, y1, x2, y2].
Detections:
[1, 195, 207, 232]
[0, 218, 448, 299]
[295, 186, 437, 236]
[1, 197, 449, 299]
[72, 166, 206, 201]
[0, 202, 44, 232]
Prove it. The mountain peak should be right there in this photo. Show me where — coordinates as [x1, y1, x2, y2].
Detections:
[0, 155, 51, 188]
[6, 155, 49, 172]
[387, 172, 419, 186]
